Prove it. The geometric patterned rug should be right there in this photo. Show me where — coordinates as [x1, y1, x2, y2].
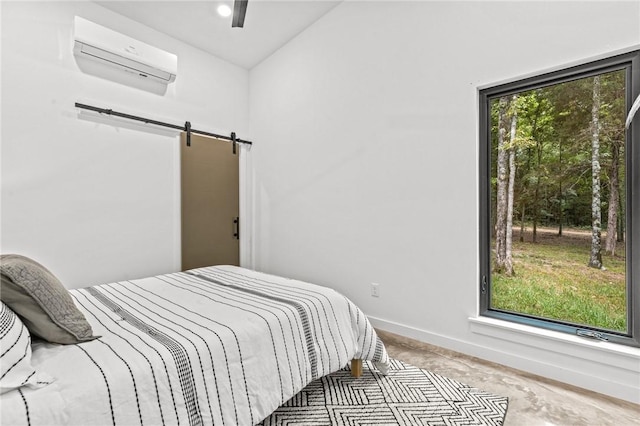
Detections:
[259, 359, 509, 425]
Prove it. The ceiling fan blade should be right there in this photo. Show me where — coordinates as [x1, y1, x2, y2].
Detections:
[232, 0, 248, 28]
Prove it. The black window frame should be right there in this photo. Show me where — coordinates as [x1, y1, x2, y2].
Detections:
[479, 50, 640, 348]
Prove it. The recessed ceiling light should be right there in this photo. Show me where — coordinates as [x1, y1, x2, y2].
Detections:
[217, 4, 232, 18]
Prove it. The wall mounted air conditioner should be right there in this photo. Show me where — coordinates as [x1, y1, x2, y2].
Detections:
[73, 16, 177, 84]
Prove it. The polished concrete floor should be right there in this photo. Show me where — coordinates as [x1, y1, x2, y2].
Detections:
[377, 329, 639, 426]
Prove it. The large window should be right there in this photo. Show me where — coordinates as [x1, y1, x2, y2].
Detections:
[479, 50, 639, 347]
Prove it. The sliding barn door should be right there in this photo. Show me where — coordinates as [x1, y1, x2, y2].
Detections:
[181, 133, 239, 270]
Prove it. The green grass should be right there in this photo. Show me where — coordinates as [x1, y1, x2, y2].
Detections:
[491, 227, 627, 332]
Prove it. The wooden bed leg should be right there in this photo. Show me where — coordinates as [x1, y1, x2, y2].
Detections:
[351, 359, 363, 378]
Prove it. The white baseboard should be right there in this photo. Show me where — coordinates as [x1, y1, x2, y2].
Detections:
[369, 316, 640, 404]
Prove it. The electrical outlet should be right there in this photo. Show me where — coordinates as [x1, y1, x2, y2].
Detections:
[371, 283, 380, 297]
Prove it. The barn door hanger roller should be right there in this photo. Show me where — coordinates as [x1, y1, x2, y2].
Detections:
[183, 123, 245, 155]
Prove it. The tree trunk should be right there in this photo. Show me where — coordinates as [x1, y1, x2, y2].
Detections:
[528, 100, 543, 244]
[532, 144, 541, 243]
[494, 97, 509, 273]
[557, 138, 563, 236]
[520, 203, 526, 242]
[505, 95, 517, 275]
[605, 141, 620, 256]
[617, 192, 625, 243]
[588, 76, 603, 269]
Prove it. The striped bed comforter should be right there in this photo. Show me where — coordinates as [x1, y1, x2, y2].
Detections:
[1, 265, 390, 425]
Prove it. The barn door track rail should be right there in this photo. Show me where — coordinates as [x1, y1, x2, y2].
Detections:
[75, 102, 252, 150]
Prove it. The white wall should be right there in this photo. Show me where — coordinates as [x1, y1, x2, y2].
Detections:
[1, 1, 249, 288]
[249, 1, 640, 403]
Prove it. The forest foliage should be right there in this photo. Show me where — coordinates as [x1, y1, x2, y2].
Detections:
[489, 70, 627, 330]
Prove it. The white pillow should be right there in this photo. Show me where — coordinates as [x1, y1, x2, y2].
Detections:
[0, 301, 52, 394]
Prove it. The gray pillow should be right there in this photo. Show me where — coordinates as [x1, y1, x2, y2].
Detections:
[0, 254, 97, 344]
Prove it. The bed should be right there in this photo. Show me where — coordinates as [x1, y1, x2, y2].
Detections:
[0, 261, 390, 425]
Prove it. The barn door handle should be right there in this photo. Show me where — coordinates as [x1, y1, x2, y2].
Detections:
[233, 217, 239, 240]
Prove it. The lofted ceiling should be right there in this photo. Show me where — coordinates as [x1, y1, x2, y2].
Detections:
[95, 0, 342, 69]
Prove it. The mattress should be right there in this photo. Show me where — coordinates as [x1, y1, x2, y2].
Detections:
[1, 265, 389, 425]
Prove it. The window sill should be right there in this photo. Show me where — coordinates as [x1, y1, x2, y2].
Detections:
[469, 316, 640, 371]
